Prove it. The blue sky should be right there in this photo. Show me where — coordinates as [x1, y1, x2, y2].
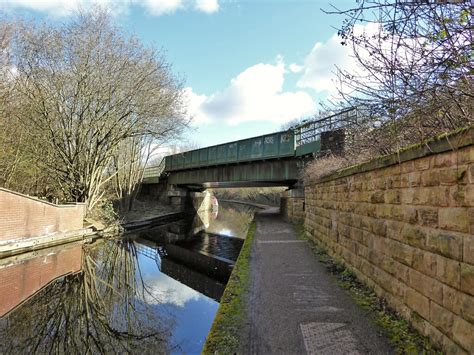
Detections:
[1, 0, 360, 149]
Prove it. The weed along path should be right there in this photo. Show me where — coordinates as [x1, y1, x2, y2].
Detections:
[246, 209, 393, 354]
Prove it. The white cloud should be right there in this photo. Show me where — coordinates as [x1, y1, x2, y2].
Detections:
[143, 272, 204, 307]
[296, 33, 356, 95]
[184, 60, 315, 126]
[140, 0, 183, 15]
[289, 63, 303, 73]
[183, 87, 211, 125]
[296, 23, 390, 98]
[1, 0, 85, 16]
[0, 0, 219, 16]
[195, 0, 219, 13]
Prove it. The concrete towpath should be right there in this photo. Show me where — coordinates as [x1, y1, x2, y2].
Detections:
[245, 208, 393, 354]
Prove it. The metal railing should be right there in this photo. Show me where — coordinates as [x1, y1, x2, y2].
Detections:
[143, 157, 166, 179]
[135, 243, 167, 270]
[294, 108, 360, 146]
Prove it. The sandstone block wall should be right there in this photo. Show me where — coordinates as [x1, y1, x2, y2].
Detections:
[280, 189, 305, 223]
[0, 188, 84, 242]
[304, 133, 474, 353]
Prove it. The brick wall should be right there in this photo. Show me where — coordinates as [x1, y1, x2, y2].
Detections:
[304, 131, 474, 353]
[0, 243, 82, 316]
[0, 188, 84, 242]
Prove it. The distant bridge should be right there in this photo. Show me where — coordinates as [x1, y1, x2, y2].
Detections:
[143, 108, 360, 189]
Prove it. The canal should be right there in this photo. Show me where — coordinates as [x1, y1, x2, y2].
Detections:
[0, 201, 258, 354]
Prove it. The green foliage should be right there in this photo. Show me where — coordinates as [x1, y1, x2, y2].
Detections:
[88, 200, 120, 224]
[203, 222, 256, 354]
[101, 201, 119, 223]
[294, 223, 440, 354]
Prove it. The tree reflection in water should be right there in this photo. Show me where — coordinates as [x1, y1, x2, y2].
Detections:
[0, 238, 176, 354]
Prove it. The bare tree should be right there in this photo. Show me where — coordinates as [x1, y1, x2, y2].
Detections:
[0, 18, 44, 195]
[0, 17, 12, 100]
[111, 136, 158, 212]
[168, 140, 201, 154]
[8, 10, 188, 211]
[324, 0, 473, 152]
[280, 117, 309, 131]
[0, 18, 15, 185]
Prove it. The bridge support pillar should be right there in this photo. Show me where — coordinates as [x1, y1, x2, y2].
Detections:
[167, 186, 190, 211]
[167, 186, 215, 213]
[280, 187, 305, 223]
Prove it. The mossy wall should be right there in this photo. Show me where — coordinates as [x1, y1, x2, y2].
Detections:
[304, 128, 474, 353]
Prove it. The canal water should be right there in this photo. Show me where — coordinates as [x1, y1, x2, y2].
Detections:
[0, 201, 257, 354]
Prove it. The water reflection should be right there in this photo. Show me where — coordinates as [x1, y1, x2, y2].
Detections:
[205, 201, 256, 238]
[0, 201, 257, 354]
[0, 239, 175, 354]
[138, 201, 256, 285]
[0, 242, 82, 317]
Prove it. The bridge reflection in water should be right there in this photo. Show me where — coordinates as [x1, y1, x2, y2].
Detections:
[135, 201, 251, 300]
[0, 200, 256, 354]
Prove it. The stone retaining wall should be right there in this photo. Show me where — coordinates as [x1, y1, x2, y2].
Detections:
[0, 188, 84, 242]
[304, 128, 473, 353]
[280, 189, 305, 222]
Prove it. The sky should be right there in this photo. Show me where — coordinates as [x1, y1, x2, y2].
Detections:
[1, 0, 361, 149]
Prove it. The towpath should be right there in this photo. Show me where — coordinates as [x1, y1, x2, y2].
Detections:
[245, 208, 393, 354]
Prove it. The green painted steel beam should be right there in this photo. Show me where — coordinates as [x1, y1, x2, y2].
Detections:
[295, 140, 321, 156]
[143, 130, 325, 186]
[164, 130, 297, 172]
[142, 176, 161, 184]
[165, 159, 300, 186]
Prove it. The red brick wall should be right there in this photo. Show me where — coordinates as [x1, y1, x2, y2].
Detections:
[0, 188, 84, 241]
[0, 243, 82, 316]
[305, 143, 474, 353]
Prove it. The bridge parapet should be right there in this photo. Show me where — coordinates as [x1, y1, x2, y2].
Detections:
[163, 130, 296, 172]
[143, 158, 166, 183]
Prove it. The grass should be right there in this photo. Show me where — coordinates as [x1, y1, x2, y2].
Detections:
[202, 222, 256, 354]
[293, 223, 440, 355]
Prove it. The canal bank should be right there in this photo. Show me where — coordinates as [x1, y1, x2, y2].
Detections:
[0, 187, 215, 257]
[0, 200, 258, 353]
[203, 221, 257, 354]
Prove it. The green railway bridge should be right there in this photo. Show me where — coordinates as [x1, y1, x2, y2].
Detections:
[142, 108, 359, 192]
